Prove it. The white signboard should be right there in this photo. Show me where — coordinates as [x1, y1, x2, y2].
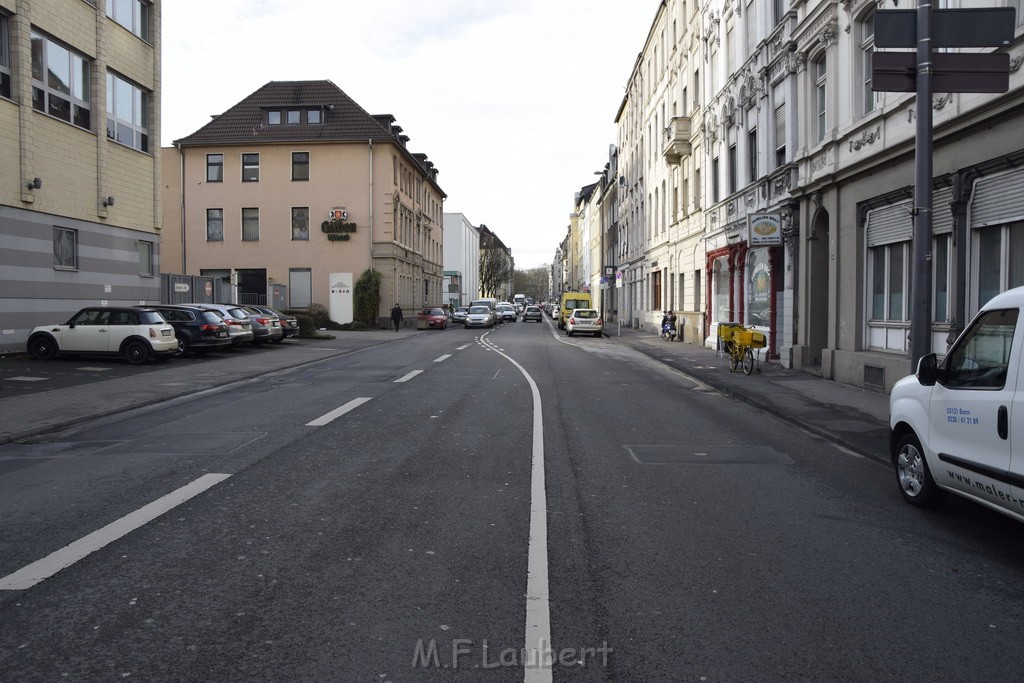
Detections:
[329, 272, 354, 324]
[748, 213, 783, 247]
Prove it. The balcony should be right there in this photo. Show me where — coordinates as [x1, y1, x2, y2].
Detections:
[663, 116, 692, 165]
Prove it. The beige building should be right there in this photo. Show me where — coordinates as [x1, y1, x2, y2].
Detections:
[0, 0, 162, 353]
[163, 80, 445, 325]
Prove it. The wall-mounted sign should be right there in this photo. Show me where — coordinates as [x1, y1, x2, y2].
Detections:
[322, 207, 357, 241]
[748, 212, 782, 247]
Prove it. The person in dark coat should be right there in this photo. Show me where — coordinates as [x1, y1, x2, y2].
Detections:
[390, 304, 403, 332]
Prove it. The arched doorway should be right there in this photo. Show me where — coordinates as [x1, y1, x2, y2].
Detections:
[806, 208, 830, 370]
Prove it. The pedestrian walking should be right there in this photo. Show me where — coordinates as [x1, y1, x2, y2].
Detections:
[390, 303, 403, 332]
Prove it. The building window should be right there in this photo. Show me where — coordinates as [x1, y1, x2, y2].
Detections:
[0, 14, 11, 99]
[242, 208, 260, 241]
[106, 72, 149, 152]
[53, 228, 77, 269]
[292, 152, 309, 181]
[934, 234, 950, 323]
[774, 101, 787, 169]
[207, 209, 224, 242]
[748, 128, 758, 181]
[290, 269, 312, 308]
[287, 110, 301, 124]
[31, 32, 91, 129]
[291, 207, 309, 240]
[860, 12, 876, 115]
[106, 0, 150, 41]
[207, 154, 223, 182]
[652, 270, 663, 311]
[307, 109, 321, 124]
[814, 55, 827, 141]
[870, 242, 908, 322]
[242, 153, 259, 182]
[727, 144, 737, 195]
[712, 157, 720, 203]
[774, 0, 787, 25]
[976, 221, 1024, 310]
[268, 111, 281, 125]
[138, 240, 153, 276]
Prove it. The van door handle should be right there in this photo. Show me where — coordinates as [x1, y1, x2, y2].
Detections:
[998, 405, 1008, 440]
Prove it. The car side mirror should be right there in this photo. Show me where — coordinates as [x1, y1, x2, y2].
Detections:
[916, 353, 938, 387]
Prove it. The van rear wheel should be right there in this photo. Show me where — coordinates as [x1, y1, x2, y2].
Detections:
[894, 433, 946, 508]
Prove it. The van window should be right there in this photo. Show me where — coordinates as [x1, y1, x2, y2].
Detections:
[944, 308, 1018, 389]
[564, 299, 588, 310]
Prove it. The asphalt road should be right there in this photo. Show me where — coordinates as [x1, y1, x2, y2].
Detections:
[1, 320, 1022, 681]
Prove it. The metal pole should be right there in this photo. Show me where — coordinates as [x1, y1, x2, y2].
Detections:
[911, 2, 934, 368]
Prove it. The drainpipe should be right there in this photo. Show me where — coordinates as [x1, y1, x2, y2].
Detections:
[177, 143, 186, 274]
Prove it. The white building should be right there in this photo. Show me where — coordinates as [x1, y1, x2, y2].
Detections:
[442, 212, 481, 307]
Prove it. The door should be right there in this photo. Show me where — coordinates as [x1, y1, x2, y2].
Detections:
[59, 309, 111, 353]
[931, 308, 1019, 507]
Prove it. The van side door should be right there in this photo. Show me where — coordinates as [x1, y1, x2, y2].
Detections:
[930, 308, 1019, 510]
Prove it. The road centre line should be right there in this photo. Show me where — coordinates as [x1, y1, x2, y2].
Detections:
[0, 473, 232, 591]
[306, 397, 373, 427]
[394, 370, 423, 384]
[482, 344, 551, 681]
[433, 354, 452, 363]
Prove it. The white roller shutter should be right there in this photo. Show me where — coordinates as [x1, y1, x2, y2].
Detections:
[971, 169, 1024, 227]
[866, 201, 912, 247]
[932, 185, 954, 235]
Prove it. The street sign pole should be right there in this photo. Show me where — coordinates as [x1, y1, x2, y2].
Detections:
[911, 3, 933, 368]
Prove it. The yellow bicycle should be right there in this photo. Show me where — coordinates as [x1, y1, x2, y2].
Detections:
[718, 323, 767, 375]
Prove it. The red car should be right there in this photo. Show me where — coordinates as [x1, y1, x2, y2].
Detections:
[419, 307, 449, 329]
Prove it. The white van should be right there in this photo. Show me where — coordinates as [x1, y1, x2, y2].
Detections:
[889, 285, 1024, 522]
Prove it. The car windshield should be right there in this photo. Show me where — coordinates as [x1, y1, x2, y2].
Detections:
[526, 307, 540, 313]
[469, 306, 489, 314]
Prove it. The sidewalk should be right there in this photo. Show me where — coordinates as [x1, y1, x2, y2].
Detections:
[605, 323, 893, 464]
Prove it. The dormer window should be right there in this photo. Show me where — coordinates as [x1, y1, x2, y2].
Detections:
[265, 108, 325, 126]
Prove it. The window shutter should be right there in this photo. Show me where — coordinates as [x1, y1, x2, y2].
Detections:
[971, 169, 1024, 227]
[774, 104, 786, 148]
[866, 201, 912, 247]
[932, 186, 954, 235]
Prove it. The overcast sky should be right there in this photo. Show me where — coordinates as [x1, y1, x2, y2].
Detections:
[161, 0, 660, 270]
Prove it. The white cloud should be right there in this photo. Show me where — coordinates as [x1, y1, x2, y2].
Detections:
[162, 0, 659, 269]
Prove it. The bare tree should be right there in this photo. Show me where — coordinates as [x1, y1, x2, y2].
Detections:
[480, 248, 512, 299]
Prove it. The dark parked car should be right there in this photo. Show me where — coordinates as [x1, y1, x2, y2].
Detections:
[522, 305, 543, 323]
[247, 305, 299, 340]
[137, 304, 232, 356]
[181, 303, 255, 347]
[237, 305, 285, 345]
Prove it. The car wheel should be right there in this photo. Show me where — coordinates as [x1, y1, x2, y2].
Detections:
[124, 340, 150, 365]
[595, 331, 602, 337]
[894, 432, 946, 507]
[174, 335, 190, 358]
[28, 336, 57, 360]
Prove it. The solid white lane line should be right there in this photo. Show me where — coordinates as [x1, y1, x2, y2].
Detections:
[306, 397, 373, 426]
[484, 347, 551, 681]
[394, 370, 423, 384]
[0, 473, 231, 591]
[433, 354, 452, 363]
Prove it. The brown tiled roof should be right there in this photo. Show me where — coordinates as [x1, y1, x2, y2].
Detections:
[174, 80, 403, 146]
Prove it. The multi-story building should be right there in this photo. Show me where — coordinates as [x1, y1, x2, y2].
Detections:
[589, 0, 1024, 392]
[163, 80, 445, 326]
[442, 212, 481, 307]
[478, 224, 513, 301]
[0, 0, 162, 353]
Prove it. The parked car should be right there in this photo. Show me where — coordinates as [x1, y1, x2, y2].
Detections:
[138, 304, 231, 356]
[238, 305, 285, 345]
[889, 285, 1024, 524]
[566, 308, 603, 337]
[452, 306, 469, 324]
[419, 307, 449, 330]
[181, 303, 255, 347]
[496, 303, 517, 323]
[522, 305, 543, 323]
[26, 307, 176, 365]
[464, 305, 494, 329]
[246, 305, 299, 340]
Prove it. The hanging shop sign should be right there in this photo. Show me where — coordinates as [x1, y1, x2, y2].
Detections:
[747, 212, 782, 247]
[322, 207, 357, 241]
